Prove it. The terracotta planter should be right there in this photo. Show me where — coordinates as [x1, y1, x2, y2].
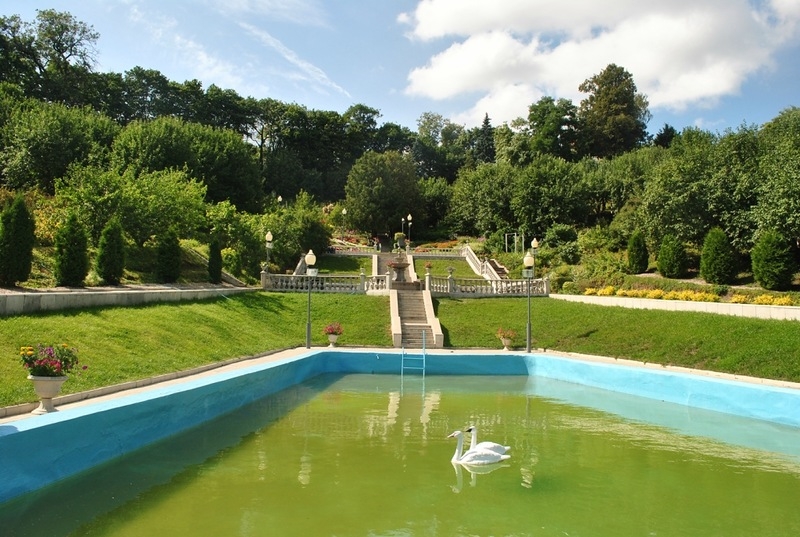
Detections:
[28, 375, 67, 414]
[328, 334, 339, 347]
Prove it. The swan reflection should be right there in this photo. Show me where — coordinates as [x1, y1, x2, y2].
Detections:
[450, 461, 509, 493]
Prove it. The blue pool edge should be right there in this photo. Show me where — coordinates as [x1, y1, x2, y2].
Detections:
[1, 347, 799, 504]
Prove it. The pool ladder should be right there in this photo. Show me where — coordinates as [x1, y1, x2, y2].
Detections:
[400, 331, 427, 381]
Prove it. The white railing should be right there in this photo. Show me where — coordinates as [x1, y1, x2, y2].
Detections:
[409, 247, 464, 257]
[426, 275, 549, 297]
[330, 244, 376, 255]
[266, 273, 390, 293]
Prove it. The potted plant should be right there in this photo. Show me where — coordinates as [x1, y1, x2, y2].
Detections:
[323, 322, 343, 347]
[496, 328, 517, 351]
[19, 343, 82, 414]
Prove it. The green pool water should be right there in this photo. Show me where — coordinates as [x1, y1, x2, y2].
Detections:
[3, 374, 800, 536]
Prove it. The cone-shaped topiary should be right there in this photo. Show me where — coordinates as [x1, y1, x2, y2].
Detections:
[657, 234, 687, 279]
[208, 237, 222, 284]
[751, 230, 795, 291]
[627, 230, 648, 274]
[700, 227, 736, 284]
[0, 194, 35, 286]
[155, 228, 181, 283]
[54, 213, 89, 287]
[96, 218, 125, 285]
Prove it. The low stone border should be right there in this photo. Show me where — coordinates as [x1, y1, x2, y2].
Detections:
[550, 293, 800, 321]
[0, 348, 288, 420]
[0, 285, 255, 317]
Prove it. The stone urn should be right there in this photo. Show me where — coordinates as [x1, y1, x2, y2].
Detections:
[328, 334, 339, 347]
[499, 338, 513, 351]
[28, 375, 67, 414]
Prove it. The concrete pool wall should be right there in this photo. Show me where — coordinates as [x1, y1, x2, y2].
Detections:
[2, 348, 799, 504]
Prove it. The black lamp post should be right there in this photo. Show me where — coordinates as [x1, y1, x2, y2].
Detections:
[305, 249, 317, 349]
[523, 238, 539, 353]
[407, 213, 413, 244]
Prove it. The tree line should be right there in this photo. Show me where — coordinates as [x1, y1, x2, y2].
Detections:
[1, 9, 799, 292]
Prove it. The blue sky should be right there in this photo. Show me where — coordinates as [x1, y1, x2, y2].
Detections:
[5, 0, 800, 135]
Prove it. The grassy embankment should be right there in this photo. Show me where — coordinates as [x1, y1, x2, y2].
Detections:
[3, 293, 800, 408]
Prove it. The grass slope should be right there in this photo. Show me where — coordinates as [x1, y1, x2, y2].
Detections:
[3, 294, 800, 407]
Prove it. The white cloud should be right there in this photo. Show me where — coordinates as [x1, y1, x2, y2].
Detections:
[401, 0, 800, 126]
[240, 23, 350, 97]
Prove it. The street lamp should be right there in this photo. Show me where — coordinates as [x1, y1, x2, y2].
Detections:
[407, 214, 412, 243]
[305, 249, 317, 349]
[523, 238, 539, 353]
[401, 216, 406, 235]
[341, 208, 347, 241]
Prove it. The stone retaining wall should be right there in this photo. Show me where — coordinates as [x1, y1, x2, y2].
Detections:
[0, 286, 255, 317]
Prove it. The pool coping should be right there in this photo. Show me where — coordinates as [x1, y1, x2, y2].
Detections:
[2, 347, 800, 504]
[3, 345, 799, 424]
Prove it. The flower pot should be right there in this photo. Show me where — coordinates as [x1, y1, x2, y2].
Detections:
[328, 334, 339, 347]
[500, 337, 513, 351]
[28, 375, 67, 414]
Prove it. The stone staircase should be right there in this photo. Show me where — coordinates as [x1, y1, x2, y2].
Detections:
[488, 258, 508, 278]
[396, 291, 435, 349]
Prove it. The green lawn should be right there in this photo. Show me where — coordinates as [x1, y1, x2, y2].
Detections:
[414, 258, 476, 278]
[3, 293, 800, 407]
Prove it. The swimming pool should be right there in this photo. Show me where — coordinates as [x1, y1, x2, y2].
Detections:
[2, 348, 799, 505]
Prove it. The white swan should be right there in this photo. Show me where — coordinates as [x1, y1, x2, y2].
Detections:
[447, 430, 511, 465]
[466, 425, 510, 455]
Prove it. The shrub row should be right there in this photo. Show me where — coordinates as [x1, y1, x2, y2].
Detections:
[583, 286, 798, 305]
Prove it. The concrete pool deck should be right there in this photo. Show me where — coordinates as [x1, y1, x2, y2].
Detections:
[3, 345, 800, 425]
[2, 346, 800, 504]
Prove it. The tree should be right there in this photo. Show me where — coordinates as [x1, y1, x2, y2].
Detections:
[627, 230, 649, 274]
[0, 194, 35, 286]
[344, 151, 420, 236]
[657, 234, 686, 279]
[155, 228, 181, 283]
[417, 177, 452, 234]
[54, 213, 89, 287]
[447, 163, 515, 237]
[110, 116, 261, 211]
[578, 64, 650, 158]
[511, 154, 585, 236]
[208, 236, 222, 284]
[653, 124, 677, 148]
[753, 108, 800, 245]
[1, 99, 118, 193]
[95, 217, 125, 285]
[638, 128, 717, 247]
[0, 10, 99, 104]
[472, 113, 496, 164]
[707, 124, 760, 252]
[751, 230, 794, 291]
[526, 96, 580, 161]
[700, 227, 736, 284]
